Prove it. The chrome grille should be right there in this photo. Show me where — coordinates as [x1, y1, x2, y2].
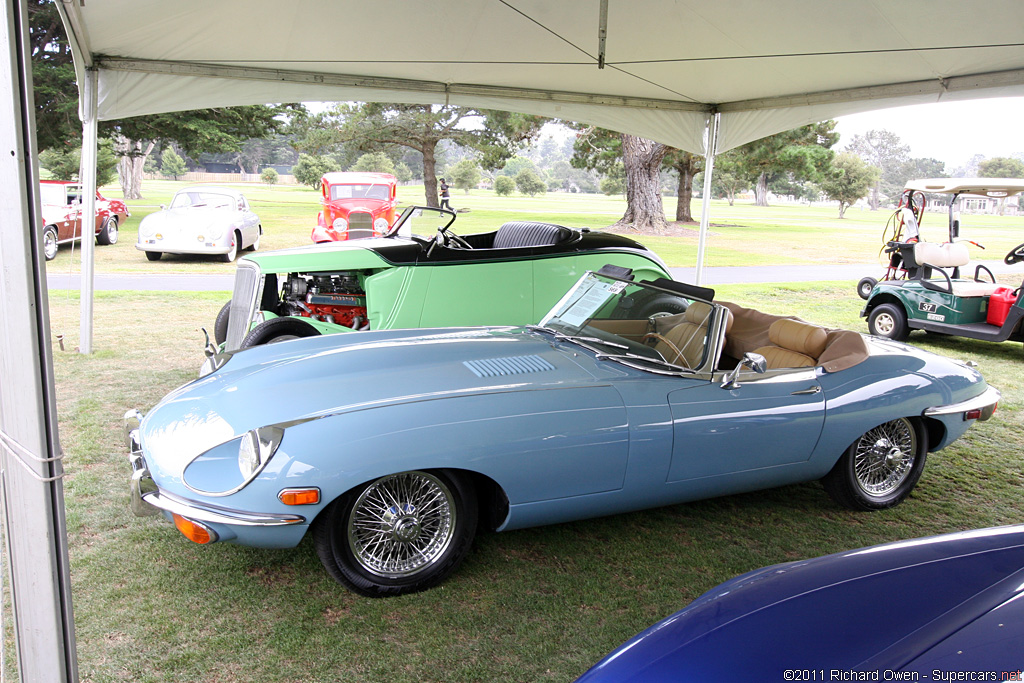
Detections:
[348, 211, 373, 240]
[225, 260, 262, 351]
[463, 355, 555, 378]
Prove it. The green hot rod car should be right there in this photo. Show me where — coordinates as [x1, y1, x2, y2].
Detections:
[212, 207, 673, 354]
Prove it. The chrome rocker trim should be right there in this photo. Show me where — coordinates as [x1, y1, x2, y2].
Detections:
[924, 385, 1000, 421]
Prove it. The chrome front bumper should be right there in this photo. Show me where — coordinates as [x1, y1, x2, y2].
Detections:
[122, 409, 305, 528]
[924, 385, 1001, 422]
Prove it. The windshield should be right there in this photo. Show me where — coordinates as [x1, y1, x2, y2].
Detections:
[330, 184, 390, 201]
[170, 191, 234, 210]
[538, 271, 718, 371]
[386, 206, 456, 238]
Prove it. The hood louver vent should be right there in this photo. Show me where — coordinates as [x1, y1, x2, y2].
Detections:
[464, 355, 555, 378]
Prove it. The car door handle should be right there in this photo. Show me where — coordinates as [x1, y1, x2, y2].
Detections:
[791, 386, 821, 395]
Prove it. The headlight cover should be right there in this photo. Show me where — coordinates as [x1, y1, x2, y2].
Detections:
[373, 217, 389, 232]
[183, 426, 284, 495]
[332, 217, 348, 232]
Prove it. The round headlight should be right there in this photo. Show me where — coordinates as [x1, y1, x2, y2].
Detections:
[238, 431, 261, 478]
[332, 217, 348, 231]
[373, 217, 389, 232]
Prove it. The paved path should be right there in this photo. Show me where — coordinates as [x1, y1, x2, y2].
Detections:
[46, 259, 1020, 292]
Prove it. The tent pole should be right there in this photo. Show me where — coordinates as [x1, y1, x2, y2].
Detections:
[79, 68, 98, 354]
[694, 112, 719, 287]
[0, 1, 79, 680]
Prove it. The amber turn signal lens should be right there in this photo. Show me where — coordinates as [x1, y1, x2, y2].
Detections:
[172, 513, 214, 544]
[278, 488, 320, 506]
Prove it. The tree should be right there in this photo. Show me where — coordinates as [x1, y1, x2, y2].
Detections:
[734, 121, 838, 207]
[494, 175, 515, 196]
[350, 151, 396, 174]
[28, 0, 79, 151]
[819, 153, 880, 218]
[109, 106, 293, 199]
[326, 104, 545, 207]
[292, 154, 341, 189]
[978, 157, 1024, 178]
[499, 156, 540, 177]
[38, 139, 119, 187]
[663, 149, 704, 222]
[261, 168, 279, 186]
[572, 128, 669, 231]
[515, 169, 547, 196]
[844, 129, 910, 209]
[160, 148, 187, 180]
[978, 157, 1024, 215]
[450, 159, 482, 193]
[707, 151, 750, 206]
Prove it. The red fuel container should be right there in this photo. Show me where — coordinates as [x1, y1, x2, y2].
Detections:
[986, 286, 1016, 326]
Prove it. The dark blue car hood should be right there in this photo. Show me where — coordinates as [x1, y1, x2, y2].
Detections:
[576, 526, 1024, 681]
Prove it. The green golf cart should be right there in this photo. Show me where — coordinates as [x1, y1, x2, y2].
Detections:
[860, 178, 1024, 345]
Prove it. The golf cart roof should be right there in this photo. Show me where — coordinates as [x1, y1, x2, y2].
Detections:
[904, 178, 1024, 197]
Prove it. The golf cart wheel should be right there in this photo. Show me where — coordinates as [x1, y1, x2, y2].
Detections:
[856, 277, 877, 300]
[868, 303, 909, 341]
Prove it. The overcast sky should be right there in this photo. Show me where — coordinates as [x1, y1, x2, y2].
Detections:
[834, 96, 1024, 172]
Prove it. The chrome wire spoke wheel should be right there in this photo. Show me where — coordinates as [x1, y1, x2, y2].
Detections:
[852, 418, 916, 497]
[347, 471, 456, 578]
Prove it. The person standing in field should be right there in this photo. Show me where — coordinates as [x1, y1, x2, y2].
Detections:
[439, 178, 453, 212]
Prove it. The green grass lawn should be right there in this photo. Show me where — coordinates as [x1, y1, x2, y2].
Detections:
[40, 184, 1024, 681]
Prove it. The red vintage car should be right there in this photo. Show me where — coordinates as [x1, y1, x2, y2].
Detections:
[310, 172, 398, 243]
[39, 180, 131, 261]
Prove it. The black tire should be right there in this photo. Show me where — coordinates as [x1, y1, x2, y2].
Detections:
[96, 217, 118, 245]
[239, 316, 320, 348]
[213, 300, 231, 346]
[867, 303, 909, 341]
[220, 231, 240, 263]
[43, 226, 59, 261]
[312, 470, 477, 597]
[856, 276, 877, 300]
[822, 417, 928, 510]
[145, 251, 162, 261]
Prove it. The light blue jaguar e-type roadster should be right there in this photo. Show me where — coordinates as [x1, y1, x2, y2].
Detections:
[125, 267, 999, 596]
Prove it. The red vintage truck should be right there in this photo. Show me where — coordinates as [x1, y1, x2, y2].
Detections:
[311, 172, 398, 243]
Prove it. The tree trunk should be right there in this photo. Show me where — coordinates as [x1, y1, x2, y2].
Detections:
[615, 135, 667, 232]
[754, 173, 769, 207]
[114, 138, 155, 200]
[675, 156, 695, 222]
[838, 202, 848, 219]
[869, 184, 880, 211]
[422, 144, 440, 208]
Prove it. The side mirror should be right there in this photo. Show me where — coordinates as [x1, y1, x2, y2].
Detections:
[721, 352, 767, 389]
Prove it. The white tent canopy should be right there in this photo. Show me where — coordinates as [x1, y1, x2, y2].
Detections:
[58, 0, 1024, 155]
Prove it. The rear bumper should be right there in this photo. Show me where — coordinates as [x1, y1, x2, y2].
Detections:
[123, 409, 306, 531]
[924, 385, 1000, 422]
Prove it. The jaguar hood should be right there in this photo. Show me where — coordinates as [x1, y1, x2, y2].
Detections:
[140, 327, 595, 465]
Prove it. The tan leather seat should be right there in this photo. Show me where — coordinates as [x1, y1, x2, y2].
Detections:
[754, 319, 828, 369]
[650, 302, 732, 369]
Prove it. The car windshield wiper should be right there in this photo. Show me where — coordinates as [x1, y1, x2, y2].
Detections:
[524, 326, 628, 351]
[595, 352, 694, 374]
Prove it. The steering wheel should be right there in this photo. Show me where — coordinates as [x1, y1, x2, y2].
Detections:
[1004, 241, 1024, 265]
[439, 225, 472, 249]
[642, 332, 690, 368]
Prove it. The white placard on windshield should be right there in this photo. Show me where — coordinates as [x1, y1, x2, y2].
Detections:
[557, 280, 621, 328]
